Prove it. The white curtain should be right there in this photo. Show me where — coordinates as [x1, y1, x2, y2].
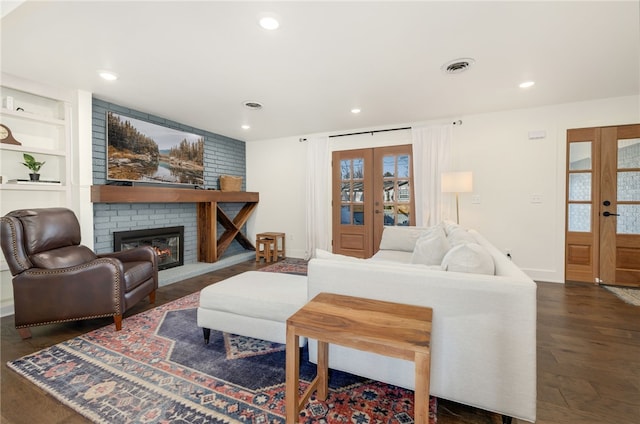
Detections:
[412, 125, 453, 226]
[305, 136, 330, 259]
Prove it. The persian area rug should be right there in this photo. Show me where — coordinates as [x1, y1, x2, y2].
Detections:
[604, 285, 640, 306]
[260, 257, 308, 275]
[7, 291, 437, 424]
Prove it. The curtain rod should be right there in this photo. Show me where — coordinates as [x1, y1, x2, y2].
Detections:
[299, 120, 462, 142]
[329, 126, 411, 139]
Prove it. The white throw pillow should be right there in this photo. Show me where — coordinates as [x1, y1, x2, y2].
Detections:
[447, 227, 476, 246]
[441, 243, 495, 275]
[410, 227, 450, 266]
[378, 226, 429, 252]
[441, 220, 461, 235]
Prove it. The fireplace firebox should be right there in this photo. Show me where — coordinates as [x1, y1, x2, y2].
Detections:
[114, 226, 184, 271]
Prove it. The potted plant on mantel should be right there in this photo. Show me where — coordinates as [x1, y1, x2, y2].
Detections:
[21, 153, 45, 181]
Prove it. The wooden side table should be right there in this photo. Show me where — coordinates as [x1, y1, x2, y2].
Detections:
[255, 237, 274, 263]
[286, 293, 433, 423]
[256, 232, 285, 261]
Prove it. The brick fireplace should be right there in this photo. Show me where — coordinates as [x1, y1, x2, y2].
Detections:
[114, 226, 184, 271]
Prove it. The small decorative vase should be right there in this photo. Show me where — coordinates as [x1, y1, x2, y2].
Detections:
[29, 173, 40, 181]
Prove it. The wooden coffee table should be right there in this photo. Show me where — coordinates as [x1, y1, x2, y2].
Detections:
[285, 292, 433, 423]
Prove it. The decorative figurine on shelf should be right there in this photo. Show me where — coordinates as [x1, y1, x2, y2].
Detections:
[21, 153, 45, 181]
[0, 124, 21, 145]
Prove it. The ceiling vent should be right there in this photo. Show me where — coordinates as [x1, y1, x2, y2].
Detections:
[243, 101, 263, 110]
[441, 58, 475, 74]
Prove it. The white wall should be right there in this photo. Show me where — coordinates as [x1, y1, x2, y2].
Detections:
[246, 95, 639, 283]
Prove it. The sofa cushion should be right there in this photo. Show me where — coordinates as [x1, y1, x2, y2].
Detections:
[441, 220, 461, 235]
[378, 226, 429, 251]
[199, 271, 307, 322]
[447, 227, 477, 246]
[411, 226, 450, 266]
[441, 242, 495, 275]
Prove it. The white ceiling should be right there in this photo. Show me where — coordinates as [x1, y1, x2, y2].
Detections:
[1, 1, 638, 142]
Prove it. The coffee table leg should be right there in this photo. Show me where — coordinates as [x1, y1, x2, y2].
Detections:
[414, 351, 431, 424]
[316, 341, 329, 400]
[286, 325, 300, 423]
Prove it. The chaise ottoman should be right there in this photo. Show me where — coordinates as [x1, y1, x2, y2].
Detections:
[197, 271, 308, 345]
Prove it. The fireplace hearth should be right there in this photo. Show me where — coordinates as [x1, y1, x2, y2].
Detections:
[114, 226, 184, 271]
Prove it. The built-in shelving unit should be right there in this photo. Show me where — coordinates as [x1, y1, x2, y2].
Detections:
[0, 74, 72, 213]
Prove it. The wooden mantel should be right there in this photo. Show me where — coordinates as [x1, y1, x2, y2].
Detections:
[91, 185, 258, 204]
[91, 185, 259, 263]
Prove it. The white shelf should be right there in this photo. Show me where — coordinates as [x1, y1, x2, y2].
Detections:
[1, 183, 66, 191]
[1, 107, 66, 126]
[0, 142, 66, 157]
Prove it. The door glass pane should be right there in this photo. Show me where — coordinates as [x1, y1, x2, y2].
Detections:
[569, 142, 592, 170]
[383, 180, 394, 202]
[569, 173, 591, 201]
[397, 204, 410, 226]
[397, 155, 410, 178]
[568, 204, 591, 232]
[340, 159, 351, 179]
[617, 205, 640, 234]
[384, 205, 395, 225]
[340, 205, 351, 224]
[382, 156, 395, 177]
[353, 204, 364, 225]
[618, 138, 640, 169]
[341, 183, 351, 201]
[353, 158, 364, 179]
[398, 180, 410, 202]
[617, 172, 640, 201]
[353, 182, 364, 202]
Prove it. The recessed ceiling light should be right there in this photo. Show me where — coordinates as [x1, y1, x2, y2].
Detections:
[241, 124, 251, 130]
[98, 70, 118, 81]
[243, 101, 263, 110]
[259, 16, 279, 30]
[519, 81, 535, 88]
[351, 108, 361, 114]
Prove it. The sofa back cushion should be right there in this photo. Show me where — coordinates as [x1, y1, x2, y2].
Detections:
[410, 226, 449, 266]
[378, 226, 430, 252]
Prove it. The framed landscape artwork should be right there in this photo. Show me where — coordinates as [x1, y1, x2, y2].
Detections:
[106, 112, 204, 186]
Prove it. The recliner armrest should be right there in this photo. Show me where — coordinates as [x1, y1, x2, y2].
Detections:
[99, 246, 157, 265]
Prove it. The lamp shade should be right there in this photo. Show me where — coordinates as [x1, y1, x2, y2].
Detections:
[441, 171, 473, 193]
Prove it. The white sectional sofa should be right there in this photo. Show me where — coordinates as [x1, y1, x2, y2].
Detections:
[306, 223, 537, 423]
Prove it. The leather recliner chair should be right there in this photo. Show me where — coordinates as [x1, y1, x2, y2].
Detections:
[0, 207, 158, 339]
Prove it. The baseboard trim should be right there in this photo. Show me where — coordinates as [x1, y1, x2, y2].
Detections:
[0, 303, 15, 318]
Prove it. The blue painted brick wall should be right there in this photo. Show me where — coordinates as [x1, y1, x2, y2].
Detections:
[92, 98, 247, 263]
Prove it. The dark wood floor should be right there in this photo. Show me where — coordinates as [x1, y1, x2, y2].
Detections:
[1, 260, 639, 424]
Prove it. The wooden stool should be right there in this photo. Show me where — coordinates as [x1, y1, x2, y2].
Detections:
[255, 237, 275, 263]
[256, 232, 285, 262]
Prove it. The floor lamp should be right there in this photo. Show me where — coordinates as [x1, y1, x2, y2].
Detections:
[441, 171, 473, 224]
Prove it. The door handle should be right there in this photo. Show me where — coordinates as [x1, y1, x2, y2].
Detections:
[603, 211, 620, 217]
